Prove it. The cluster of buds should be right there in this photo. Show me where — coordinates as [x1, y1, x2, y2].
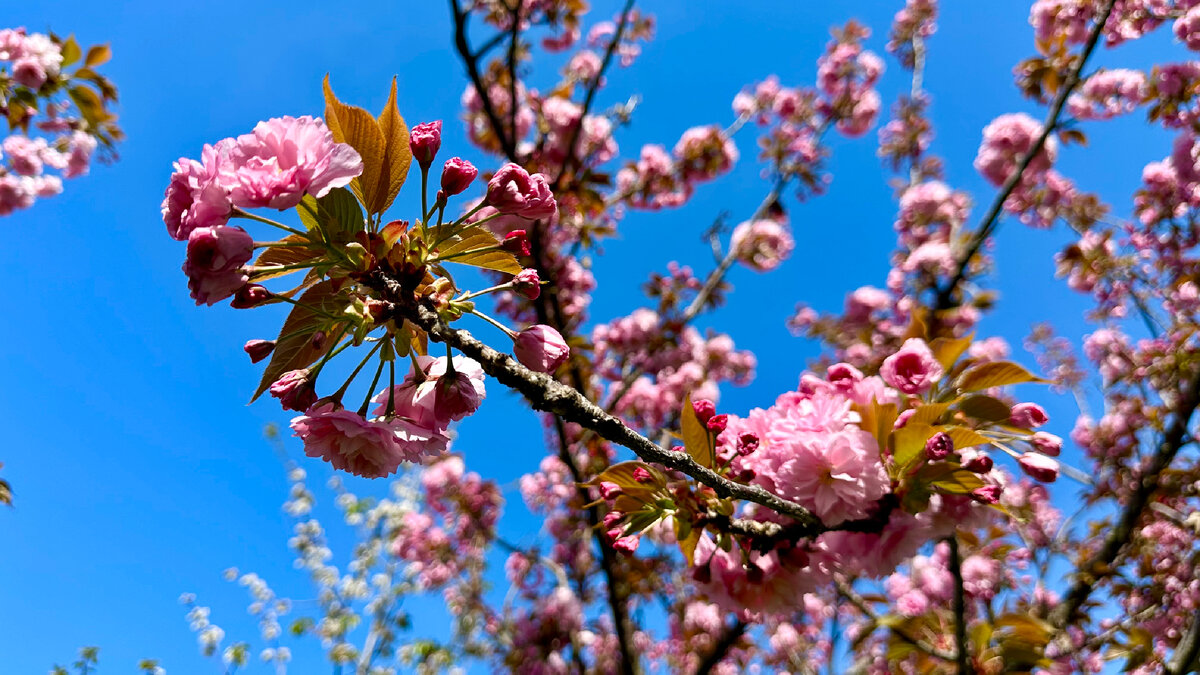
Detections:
[159, 78, 573, 477]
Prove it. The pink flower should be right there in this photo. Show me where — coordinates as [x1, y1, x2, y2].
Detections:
[226, 116, 363, 210]
[12, 56, 47, 89]
[440, 157, 477, 196]
[486, 163, 558, 220]
[373, 355, 486, 430]
[729, 218, 795, 272]
[1018, 452, 1059, 483]
[512, 268, 541, 299]
[182, 225, 253, 305]
[291, 403, 439, 478]
[162, 142, 235, 241]
[1010, 402, 1049, 428]
[773, 427, 889, 525]
[974, 112, 1056, 187]
[269, 369, 318, 412]
[880, 338, 944, 395]
[513, 325, 571, 373]
[612, 536, 639, 555]
[410, 120, 442, 168]
[925, 432, 953, 460]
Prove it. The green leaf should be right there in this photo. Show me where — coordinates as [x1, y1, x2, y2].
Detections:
[254, 234, 324, 281]
[907, 401, 952, 427]
[297, 187, 365, 244]
[680, 393, 714, 468]
[854, 399, 898, 453]
[928, 467, 985, 495]
[251, 281, 345, 402]
[435, 225, 523, 274]
[675, 517, 701, 566]
[957, 394, 1012, 422]
[68, 84, 108, 127]
[323, 75, 387, 214]
[372, 76, 413, 216]
[955, 360, 1047, 394]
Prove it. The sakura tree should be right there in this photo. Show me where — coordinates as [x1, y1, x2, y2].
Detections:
[152, 0, 1200, 672]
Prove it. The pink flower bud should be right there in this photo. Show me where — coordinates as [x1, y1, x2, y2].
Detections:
[632, 466, 653, 483]
[692, 399, 716, 424]
[440, 157, 477, 196]
[1030, 431, 1063, 457]
[184, 225, 254, 306]
[602, 511, 622, 528]
[1010, 402, 1049, 429]
[231, 283, 271, 309]
[613, 535, 640, 555]
[243, 339, 275, 364]
[1018, 452, 1059, 482]
[513, 324, 570, 373]
[501, 229, 531, 256]
[434, 369, 486, 422]
[737, 433, 759, 456]
[970, 484, 1002, 504]
[486, 162, 558, 219]
[512, 268, 541, 299]
[706, 414, 729, 433]
[826, 362, 864, 388]
[962, 452, 993, 473]
[598, 481, 620, 499]
[409, 120, 442, 168]
[924, 432, 954, 461]
[880, 338, 944, 395]
[269, 370, 317, 412]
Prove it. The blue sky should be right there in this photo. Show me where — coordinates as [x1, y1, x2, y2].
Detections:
[0, 1, 1186, 672]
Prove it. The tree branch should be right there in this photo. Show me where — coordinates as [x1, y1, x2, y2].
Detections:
[1166, 608, 1200, 675]
[835, 579, 957, 662]
[693, 620, 747, 675]
[947, 535, 973, 674]
[933, 0, 1116, 312]
[450, 0, 519, 161]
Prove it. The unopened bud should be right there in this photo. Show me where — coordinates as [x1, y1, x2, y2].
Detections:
[243, 339, 275, 364]
[512, 268, 541, 300]
[231, 284, 271, 309]
[706, 414, 728, 433]
[924, 432, 954, 461]
[501, 229, 531, 256]
[692, 399, 716, 424]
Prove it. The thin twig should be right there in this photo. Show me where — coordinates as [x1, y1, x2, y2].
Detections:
[933, 0, 1117, 311]
[835, 579, 957, 662]
[693, 620, 747, 675]
[947, 535, 973, 674]
[450, 0, 518, 160]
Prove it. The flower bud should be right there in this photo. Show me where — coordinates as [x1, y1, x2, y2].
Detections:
[243, 339, 276, 364]
[962, 452, 993, 473]
[231, 284, 271, 309]
[602, 511, 622, 529]
[440, 157, 478, 196]
[692, 399, 716, 424]
[501, 229, 531, 256]
[1030, 431, 1063, 457]
[1018, 452, 1059, 482]
[1010, 402, 1049, 429]
[513, 324, 570, 373]
[632, 466, 653, 483]
[512, 268, 541, 300]
[970, 484, 1002, 504]
[893, 408, 916, 429]
[737, 433, 759, 456]
[269, 370, 317, 412]
[613, 535, 639, 555]
[486, 162, 558, 219]
[409, 120, 442, 169]
[598, 481, 620, 499]
[706, 414, 729, 433]
[924, 432, 953, 461]
[880, 338, 944, 395]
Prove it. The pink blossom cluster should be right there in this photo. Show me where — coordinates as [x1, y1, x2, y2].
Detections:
[729, 216, 795, 272]
[732, 76, 829, 196]
[1030, 0, 1173, 49]
[592, 308, 755, 430]
[289, 355, 486, 478]
[815, 24, 885, 137]
[0, 28, 62, 90]
[887, 0, 938, 68]
[1067, 68, 1147, 120]
[161, 116, 363, 305]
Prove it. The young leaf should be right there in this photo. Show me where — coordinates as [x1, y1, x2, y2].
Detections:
[434, 225, 523, 274]
[60, 36, 82, 68]
[933, 425, 993, 451]
[954, 360, 1047, 394]
[957, 394, 1012, 423]
[585, 461, 664, 492]
[296, 187, 365, 244]
[251, 281, 345, 402]
[893, 422, 934, 475]
[254, 234, 324, 281]
[929, 333, 974, 372]
[84, 44, 112, 68]
[675, 518, 702, 566]
[907, 401, 952, 427]
[322, 75, 386, 214]
[371, 77, 413, 215]
[927, 467, 985, 495]
[680, 393, 714, 468]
